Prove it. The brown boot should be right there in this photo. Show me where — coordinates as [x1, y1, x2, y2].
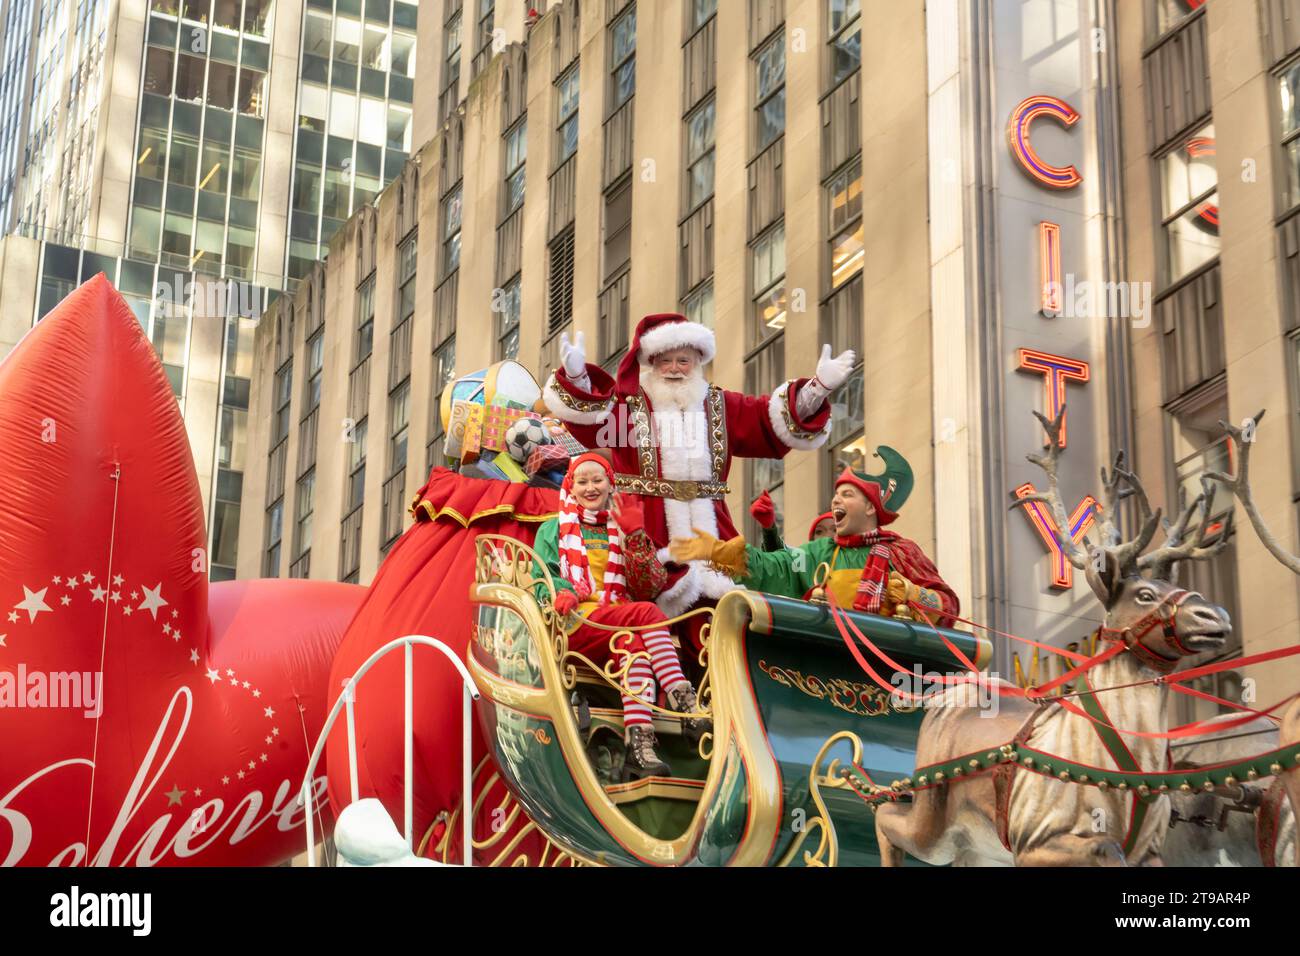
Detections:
[622, 725, 670, 781]
[667, 683, 712, 748]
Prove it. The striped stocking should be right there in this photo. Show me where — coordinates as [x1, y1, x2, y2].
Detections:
[620, 657, 656, 729]
[640, 629, 688, 693]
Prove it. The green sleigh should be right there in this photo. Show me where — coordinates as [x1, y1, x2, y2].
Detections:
[466, 535, 992, 866]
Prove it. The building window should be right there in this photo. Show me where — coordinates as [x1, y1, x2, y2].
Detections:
[556, 65, 579, 163]
[211, 468, 242, 580]
[751, 221, 787, 346]
[442, 186, 463, 276]
[347, 418, 368, 512]
[397, 231, 417, 321]
[685, 98, 716, 211]
[504, 118, 527, 215]
[273, 360, 293, 444]
[497, 274, 521, 360]
[444, 10, 462, 93]
[264, 497, 283, 577]
[827, 157, 863, 289]
[356, 274, 376, 361]
[389, 379, 410, 474]
[1155, 0, 1202, 36]
[295, 469, 315, 560]
[548, 226, 576, 332]
[304, 330, 323, 411]
[828, 0, 861, 88]
[754, 32, 785, 153]
[1160, 122, 1219, 284]
[1280, 61, 1300, 213]
[429, 339, 456, 471]
[825, 366, 866, 501]
[609, 7, 636, 112]
[688, 0, 717, 33]
[602, 178, 632, 283]
[476, 0, 495, 57]
[684, 279, 714, 331]
[744, 336, 785, 541]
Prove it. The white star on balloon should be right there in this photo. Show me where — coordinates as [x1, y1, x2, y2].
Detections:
[189, 649, 200, 665]
[205, 668, 221, 685]
[137, 582, 168, 620]
[90, 585, 107, 602]
[14, 586, 52, 623]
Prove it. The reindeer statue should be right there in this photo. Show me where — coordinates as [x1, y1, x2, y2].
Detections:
[875, 409, 1233, 866]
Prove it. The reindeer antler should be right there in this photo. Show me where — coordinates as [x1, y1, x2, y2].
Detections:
[1204, 410, 1300, 576]
[1137, 478, 1234, 580]
[1013, 406, 1165, 577]
[1096, 450, 1162, 570]
[1011, 407, 1090, 571]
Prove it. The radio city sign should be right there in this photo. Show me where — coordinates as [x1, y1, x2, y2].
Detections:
[1006, 94, 1099, 591]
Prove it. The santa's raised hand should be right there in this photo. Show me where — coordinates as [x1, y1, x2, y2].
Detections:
[560, 329, 589, 384]
[797, 344, 858, 417]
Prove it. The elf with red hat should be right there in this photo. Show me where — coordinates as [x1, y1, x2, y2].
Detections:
[543, 313, 855, 619]
[670, 447, 959, 626]
[531, 453, 709, 779]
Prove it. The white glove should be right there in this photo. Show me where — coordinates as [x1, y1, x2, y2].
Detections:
[559, 330, 590, 390]
[796, 345, 857, 418]
[816, 344, 856, 391]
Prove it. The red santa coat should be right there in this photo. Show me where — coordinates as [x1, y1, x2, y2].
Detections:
[543, 363, 833, 616]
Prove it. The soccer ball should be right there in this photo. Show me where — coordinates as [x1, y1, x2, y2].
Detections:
[505, 416, 551, 463]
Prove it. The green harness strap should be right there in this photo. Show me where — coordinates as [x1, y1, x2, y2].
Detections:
[1074, 676, 1154, 856]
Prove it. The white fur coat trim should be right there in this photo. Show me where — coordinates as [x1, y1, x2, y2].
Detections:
[541, 372, 613, 426]
[767, 381, 832, 451]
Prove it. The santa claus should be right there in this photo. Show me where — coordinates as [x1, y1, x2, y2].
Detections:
[543, 313, 856, 616]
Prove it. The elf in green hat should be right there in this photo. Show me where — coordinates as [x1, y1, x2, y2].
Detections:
[669, 447, 959, 626]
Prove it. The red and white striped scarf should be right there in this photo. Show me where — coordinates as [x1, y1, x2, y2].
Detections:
[557, 487, 628, 606]
[846, 531, 894, 614]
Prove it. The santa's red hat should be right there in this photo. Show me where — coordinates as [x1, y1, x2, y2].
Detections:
[616, 313, 716, 394]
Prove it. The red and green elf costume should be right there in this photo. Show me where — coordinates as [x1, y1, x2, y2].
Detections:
[737, 447, 959, 627]
[532, 454, 693, 728]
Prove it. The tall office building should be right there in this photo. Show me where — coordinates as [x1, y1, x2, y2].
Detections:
[235, 0, 1300, 713]
[0, 0, 444, 578]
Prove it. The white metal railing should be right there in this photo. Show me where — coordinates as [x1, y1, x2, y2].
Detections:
[301, 636, 481, 866]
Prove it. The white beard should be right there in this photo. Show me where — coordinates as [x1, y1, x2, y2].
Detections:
[638, 366, 712, 483]
[637, 365, 739, 612]
[638, 365, 709, 413]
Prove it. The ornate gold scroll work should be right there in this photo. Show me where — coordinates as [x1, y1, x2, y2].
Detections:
[778, 730, 863, 867]
[758, 660, 917, 718]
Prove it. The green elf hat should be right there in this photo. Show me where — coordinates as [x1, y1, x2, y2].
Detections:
[834, 446, 914, 526]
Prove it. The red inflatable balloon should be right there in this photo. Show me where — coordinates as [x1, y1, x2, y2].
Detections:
[327, 470, 558, 863]
[0, 275, 364, 866]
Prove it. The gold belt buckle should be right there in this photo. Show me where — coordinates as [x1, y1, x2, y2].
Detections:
[674, 480, 700, 501]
